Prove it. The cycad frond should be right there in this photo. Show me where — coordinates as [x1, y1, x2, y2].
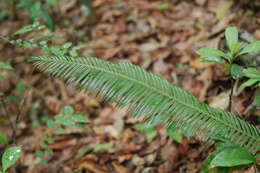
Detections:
[30, 56, 260, 157]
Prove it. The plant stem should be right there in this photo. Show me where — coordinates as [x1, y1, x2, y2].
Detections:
[228, 79, 235, 112]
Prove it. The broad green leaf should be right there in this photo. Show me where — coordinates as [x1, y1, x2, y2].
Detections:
[214, 168, 229, 173]
[253, 92, 260, 107]
[46, 119, 56, 128]
[44, 149, 53, 155]
[0, 10, 8, 22]
[45, 136, 54, 145]
[35, 150, 44, 158]
[238, 41, 260, 56]
[0, 62, 13, 70]
[64, 105, 74, 115]
[29, 2, 42, 21]
[201, 150, 222, 173]
[46, 0, 59, 6]
[201, 56, 224, 65]
[55, 115, 76, 127]
[13, 22, 41, 35]
[230, 64, 244, 79]
[62, 42, 72, 49]
[35, 150, 48, 165]
[167, 128, 182, 143]
[133, 123, 150, 131]
[225, 27, 238, 52]
[145, 128, 157, 142]
[240, 79, 260, 89]
[231, 42, 243, 56]
[243, 68, 260, 79]
[0, 132, 8, 146]
[16, 82, 26, 93]
[0, 75, 5, 79]
[40, 141, 47, 148]
[197, 48, 227, 59]
[2, 146, 22, 172]
[80, 4, 92, 17]
[41, 5, 55, 31]
[17, 0, 33, 9]
[72, 113, 89, 123]
[53, 128, 65, 135]
[210, 147, 256, 168]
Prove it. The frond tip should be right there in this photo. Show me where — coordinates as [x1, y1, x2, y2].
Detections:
[30, 56, 260, 157]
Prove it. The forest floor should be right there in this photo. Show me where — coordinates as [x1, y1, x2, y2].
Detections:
[0, 0, 259, 172]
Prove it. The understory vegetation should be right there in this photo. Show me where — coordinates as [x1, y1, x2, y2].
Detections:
[0, 0, 259, 172]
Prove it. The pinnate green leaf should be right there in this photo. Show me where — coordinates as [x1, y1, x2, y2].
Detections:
[2, 146, 22, 172]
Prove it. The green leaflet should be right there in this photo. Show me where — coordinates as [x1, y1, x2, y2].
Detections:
[30, 56, 260, 157]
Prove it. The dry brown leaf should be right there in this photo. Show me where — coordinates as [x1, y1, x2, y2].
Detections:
[112, 162, 130, 173]
[79, 160, 107, 173]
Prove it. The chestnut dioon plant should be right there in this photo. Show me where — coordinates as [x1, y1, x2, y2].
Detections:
[0, 24, 259, 172]
[29, 27, 260, 172]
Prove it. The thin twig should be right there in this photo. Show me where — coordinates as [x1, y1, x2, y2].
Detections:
[11, 93, 27, 144]
[228, 79, 235, 112]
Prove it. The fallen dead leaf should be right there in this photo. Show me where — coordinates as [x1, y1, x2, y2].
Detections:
[79, 160, 107, 173]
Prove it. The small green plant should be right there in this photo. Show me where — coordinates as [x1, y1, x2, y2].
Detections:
[0, 59, 22, 173]
[16, 0, 59, 30]
[9, 22, 86, 57]
[0, 132, 22, 173]
[0, 146, 22, 173]
[36, 105, 89, 165]
[197, 27, 260, 108]
[197, 26, 260, 172]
